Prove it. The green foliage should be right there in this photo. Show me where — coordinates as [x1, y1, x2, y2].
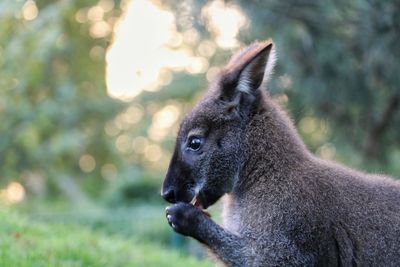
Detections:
[103, 168, 164, 206]
[0, 1, 125, 198]
[0, 207, 213, 267]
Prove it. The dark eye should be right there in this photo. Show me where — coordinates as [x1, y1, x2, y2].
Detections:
[187, 136, 202, 151]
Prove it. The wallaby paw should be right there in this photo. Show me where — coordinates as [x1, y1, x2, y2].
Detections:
[166, 202, 206, 237]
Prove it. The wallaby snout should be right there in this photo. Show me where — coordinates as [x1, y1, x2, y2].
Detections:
[161, 159, 198, 205]
[161, 187, 175, 203]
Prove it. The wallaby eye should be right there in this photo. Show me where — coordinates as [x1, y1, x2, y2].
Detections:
[187, 136, 203, 151]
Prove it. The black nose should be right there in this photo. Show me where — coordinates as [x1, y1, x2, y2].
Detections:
[161, 188, 176, 203]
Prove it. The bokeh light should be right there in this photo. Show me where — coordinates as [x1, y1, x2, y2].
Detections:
[317, 143, 337, 159]
[202, 0, 247, 49]
[79, 154, 96, 173]
[0, 182, 26, 205]
[148, 104, 181, 141]
[22, 0, 38, 21]
[101, 163, 118, 181]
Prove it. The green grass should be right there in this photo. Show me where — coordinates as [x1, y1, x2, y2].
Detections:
[0, 206, 214, 267]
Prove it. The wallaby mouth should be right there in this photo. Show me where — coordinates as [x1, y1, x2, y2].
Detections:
[190, 194, 203, 209]
[190, 194, 211, 217]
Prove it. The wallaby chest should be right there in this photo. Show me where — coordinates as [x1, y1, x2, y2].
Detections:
[221, 193, 272, 238]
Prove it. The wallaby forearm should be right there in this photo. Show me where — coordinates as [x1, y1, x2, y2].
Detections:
[166, 203, 251, 266]
[196, 219, 251, 267]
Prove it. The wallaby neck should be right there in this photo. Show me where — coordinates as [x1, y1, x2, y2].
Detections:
[236, 93, 311, 190]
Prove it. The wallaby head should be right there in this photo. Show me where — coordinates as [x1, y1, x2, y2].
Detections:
[162, 40, 276, 209]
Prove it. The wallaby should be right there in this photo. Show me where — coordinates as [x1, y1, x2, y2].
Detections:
[161, 40, 400, 266]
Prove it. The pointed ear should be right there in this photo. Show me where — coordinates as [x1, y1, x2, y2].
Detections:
[237, 42, 276, 93]
[218, 40, 276, 112]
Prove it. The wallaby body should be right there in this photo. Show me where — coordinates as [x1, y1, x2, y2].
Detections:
[161, 40, 400, 266]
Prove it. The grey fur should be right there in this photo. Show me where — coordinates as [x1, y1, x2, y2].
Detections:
[162, 40, 400, 267]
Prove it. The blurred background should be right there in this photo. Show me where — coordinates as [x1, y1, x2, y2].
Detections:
[1, 0, 399, 266]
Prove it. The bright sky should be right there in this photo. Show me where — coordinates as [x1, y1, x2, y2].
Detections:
[105, 0, 247, 101]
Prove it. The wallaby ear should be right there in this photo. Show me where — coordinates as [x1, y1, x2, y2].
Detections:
[234, 41, 276, 93]
[218, 40, 276, 112]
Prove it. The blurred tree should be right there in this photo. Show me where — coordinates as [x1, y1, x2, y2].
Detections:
[0, 0, 124, 201]
[242, 0, 400, 163]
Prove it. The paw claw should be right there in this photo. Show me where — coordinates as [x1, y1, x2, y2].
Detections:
[171, 222, 176, 228]
[167, 214, 172, 221]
